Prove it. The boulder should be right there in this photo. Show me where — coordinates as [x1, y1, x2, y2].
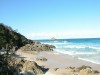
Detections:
[36, 57, 47, 61]
[8, 58, 44, 75]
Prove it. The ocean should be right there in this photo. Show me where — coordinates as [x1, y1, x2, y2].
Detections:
[35, 38, 100, 64]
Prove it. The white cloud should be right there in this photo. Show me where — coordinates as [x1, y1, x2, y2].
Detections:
[25, 31, 100, 40]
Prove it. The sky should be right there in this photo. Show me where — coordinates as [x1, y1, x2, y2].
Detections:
[0, 0, 100, 40]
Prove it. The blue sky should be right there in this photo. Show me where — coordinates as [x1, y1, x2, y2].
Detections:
[0, 0, 100, 39]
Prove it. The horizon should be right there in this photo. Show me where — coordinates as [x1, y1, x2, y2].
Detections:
[0, 0, 100, 40]
[34, 37, 100, 40]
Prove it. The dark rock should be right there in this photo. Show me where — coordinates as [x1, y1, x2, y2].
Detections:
[36, 57, 47, 61]
[93, 70, 100, 74]
[18, 42, 55, 51]
[54, 68, 59, 71]
[77, 65, 91, 71]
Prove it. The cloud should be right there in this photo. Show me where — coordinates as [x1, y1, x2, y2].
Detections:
[25, 31, 100, 40]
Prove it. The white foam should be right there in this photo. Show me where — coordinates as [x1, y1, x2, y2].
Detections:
[88, 46, 100, 50]
[40, 40, 100, 65]
[55, 49, 100, 64]
[56, 45, 84, 49]
[73, 52, 96, 55]
[57, 45, 100, 49]
[78, 57, 100, 64]
[63, 41, 69, 43]
[54, 49, 100, 64]
[54, 49, 76, 55]
[54, 48, 96, 55]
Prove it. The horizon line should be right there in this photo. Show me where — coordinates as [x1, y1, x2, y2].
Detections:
[33, 37, 100, 40]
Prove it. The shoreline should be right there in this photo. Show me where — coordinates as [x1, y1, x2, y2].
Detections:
[54, 49, 100, 65]
[16, 50, 100, 72]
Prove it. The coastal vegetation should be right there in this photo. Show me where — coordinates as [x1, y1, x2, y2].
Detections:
[0, 23, 33, 50]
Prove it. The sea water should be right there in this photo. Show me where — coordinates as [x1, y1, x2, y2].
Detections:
[35, 38, 100, 64]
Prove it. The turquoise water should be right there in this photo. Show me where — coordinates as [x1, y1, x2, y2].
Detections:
[35, 38, 100, 64]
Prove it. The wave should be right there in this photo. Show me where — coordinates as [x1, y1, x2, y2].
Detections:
[42, 41, 100, 52]
[57, 45, 86, 49]
[68, 51, 95, 55]
[39, 39, 100, 65]
[54, 49, 75, 55]
[78, 57, 100, 64]
[54, 49, 96, 55]
[54, 49, 100, 64]
[56, 45, 100, 51]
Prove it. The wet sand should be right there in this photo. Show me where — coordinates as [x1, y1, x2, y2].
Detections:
[16, 50, 100, 72]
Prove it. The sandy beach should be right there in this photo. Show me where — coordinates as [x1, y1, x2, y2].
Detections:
[16, 50, 100, 75]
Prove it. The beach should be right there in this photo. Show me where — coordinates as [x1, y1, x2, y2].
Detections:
[16, 50, 100, 75]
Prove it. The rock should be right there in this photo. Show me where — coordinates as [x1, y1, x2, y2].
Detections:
[93, 70, 100, 74]
[79, 68, 92, 75]
[54, 68, 59, 71]
[22, 61, 43, 75]
[64, 66, 100, 75]
[36, 57, 47, 61]
[8, 57, 44, 75]
[77, 65, 91, 71]
[18, 42, 55, 51]
[65, 67, 75, 73]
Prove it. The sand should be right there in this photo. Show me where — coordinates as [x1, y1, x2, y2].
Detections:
[16, 50, 100, 75]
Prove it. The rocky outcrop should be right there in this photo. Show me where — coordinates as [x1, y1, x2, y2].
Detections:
[0, 52, 47, 75]
[0, 23, 55, 52]
[63, 66, 100, 75]
[8, 57, 44, 75]
[18, 42, 55, 51]
[50, 66, 100, 75]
